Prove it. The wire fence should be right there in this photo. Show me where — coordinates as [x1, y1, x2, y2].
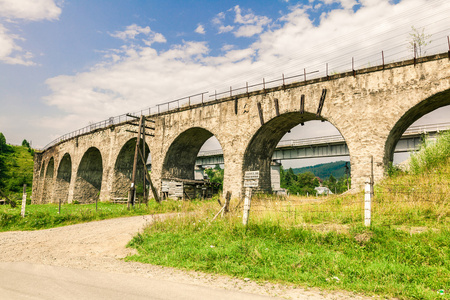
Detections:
[242, 179, 449, 228]
[40, 27, 450, 151]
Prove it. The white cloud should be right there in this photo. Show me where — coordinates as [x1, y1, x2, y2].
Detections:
[232, 5, 271, 37]
[110, 24, 152, 40]
[213, 6, 271, 37]
[234, 25, 265, 38]
[320, 0, 358, 10]
[212, 12, 225, 25]
[233, 5, 271, 25]
[221, 44, 235, 52]
[218, 25, 234, 34]
[110, 24, 167, 48]
[143, 32, 166, 46]
[0, 0, 61, 21]
[195, 24, 205, 34]
[0, 0, 61, 65]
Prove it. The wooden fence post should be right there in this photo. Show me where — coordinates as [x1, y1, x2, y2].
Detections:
[242, 188, 252, 226]
[21, 184, 27, 217]
[364, 181, 372, 226]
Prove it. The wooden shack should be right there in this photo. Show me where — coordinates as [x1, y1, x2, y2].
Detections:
[161, 178, 221, 200]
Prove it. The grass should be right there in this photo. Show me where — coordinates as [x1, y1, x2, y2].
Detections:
[126, 131, 450, 299]
[409, 131, 450, 175]
[0, 199, 214, 232]
[127, 210, 449, 299]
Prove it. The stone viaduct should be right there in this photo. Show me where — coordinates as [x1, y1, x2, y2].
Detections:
[32, 53, 450, 203]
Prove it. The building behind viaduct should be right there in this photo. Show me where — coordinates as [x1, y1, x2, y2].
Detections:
[32, 53, 450, 203]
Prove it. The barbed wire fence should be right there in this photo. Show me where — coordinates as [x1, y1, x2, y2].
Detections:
[237, 155, 449, 228]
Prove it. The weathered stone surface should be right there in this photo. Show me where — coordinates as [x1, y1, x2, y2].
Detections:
[32, 54, 450, 203]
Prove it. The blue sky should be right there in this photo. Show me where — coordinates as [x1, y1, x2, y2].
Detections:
[0, 0, 449, 154]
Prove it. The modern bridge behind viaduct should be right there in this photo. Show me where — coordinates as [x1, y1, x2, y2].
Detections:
[32, 53, 450, 203]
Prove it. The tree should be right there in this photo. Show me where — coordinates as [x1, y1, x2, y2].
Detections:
[0, 132, 6, 153]
[205, 165, 224, 190]
[0, 155, 7, 189]
[22, 139, 30, 148]
[281, 167, 297, 189]
[408, 26, 432, 57]
[324, 174, 337, 193]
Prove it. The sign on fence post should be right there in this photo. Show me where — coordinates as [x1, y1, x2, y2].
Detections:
[364, 181, 372, 226]
[21, 184, 26, 218]
[242, 171, 259, 226]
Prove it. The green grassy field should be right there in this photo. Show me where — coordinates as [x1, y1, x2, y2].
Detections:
[127, 214, 449, 299]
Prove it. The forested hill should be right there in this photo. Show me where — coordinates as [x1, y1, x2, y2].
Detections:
[0, 133, 34, 195]
[292, 161, 349, 180]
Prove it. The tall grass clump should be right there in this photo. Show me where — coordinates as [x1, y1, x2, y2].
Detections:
[373, 130, 450, 227]
[409, 130, 450, 174]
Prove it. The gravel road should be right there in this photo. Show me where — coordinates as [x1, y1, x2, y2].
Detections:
[0, 215, 376, 299]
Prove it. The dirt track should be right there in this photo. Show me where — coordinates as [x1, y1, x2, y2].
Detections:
[0, 215, 375, 299]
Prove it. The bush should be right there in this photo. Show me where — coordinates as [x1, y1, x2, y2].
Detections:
[409, 131, 450, 174]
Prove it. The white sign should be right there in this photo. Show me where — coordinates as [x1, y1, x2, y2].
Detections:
[244, 179, 259, 187]
[244, 171, 260, 180]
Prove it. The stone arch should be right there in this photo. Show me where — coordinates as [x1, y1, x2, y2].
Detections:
[384, 88, 450, 164]
[112, 138, 150, 198]
[73, 147, 103, 203]
[42, 157, 55, 203]
[54, 153, 72, 204]
[243, 111, 346, 192]
[162, 127, 220, 180]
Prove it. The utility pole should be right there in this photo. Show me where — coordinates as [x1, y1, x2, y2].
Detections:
[126, 114, 160, 209]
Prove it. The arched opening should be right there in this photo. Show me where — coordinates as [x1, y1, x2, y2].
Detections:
[243, 112, 349, 195]
[55, 153, 72, 204]
[112, 138, 150, 201]
[74, 147, 103, 203]
[162, 127, 224, 199]
[42, 157, 55, 203]
[386, 89, 450, 166]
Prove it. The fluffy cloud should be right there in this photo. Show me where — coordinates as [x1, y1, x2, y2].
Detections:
[110, 24, 152, 40]
[0, 0, 61, 21]
[213, 6, 271, 37]
[0, 0, 61, 65]
[110, 24, 167, 48]
[232, 5, 271, 37]
[218, 25, 234, 34]
[195, 24, 205, 34]
[319, 0, 358, 10]
[0, 24, 34, 65]
[233, 5, 271, 25]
